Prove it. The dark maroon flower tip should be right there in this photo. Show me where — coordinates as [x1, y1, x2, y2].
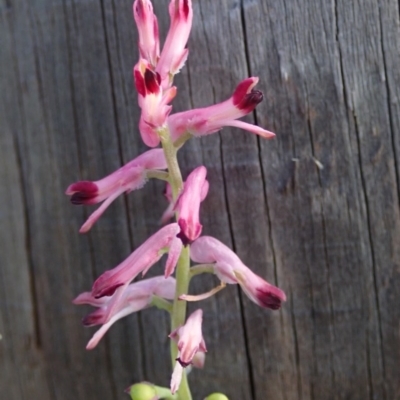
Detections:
[257, 289, 283, 310]
[237, 90, 264, 113]
[92, 275, 124, 298]
[134, 69, 146, 97]
[144, 68, 161, 94]
[182, 0, 190, 19]
[176, 230, 192, 246]
[176, 357, 191, 368]
[66, 181, 98, 205]
[232, 78, 255, 106]
[70, 193, 95, 205]
[134, 0, 145, 18]
[82, 310, 105, 327]
[67, 181, 98, 195]
[177, 219, 202, 246]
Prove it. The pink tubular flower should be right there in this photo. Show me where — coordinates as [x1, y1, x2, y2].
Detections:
[134, 59, 177, 147]
[66, 149, 167, 233]
[175, 166, 209, 245]
[133, 0, 160, 67]
[190, 236, 286, 310]
[169, 309, 207, 393]
[168, 77, 275, 142]
[160, 168, 209, 229]
[156, 0, 193, 88]
[74, 276, 176, 350]
[91, 223, 182, 299]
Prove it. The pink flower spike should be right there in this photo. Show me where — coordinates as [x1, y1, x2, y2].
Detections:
[191, 236, 286, 310]
[91, 223, 181, 299]
[133, 0, 160, 66]
[175, 166, 209, 245]
[75, 276, 176, 349]
[169, 309, 206, 393]
[66, 149, 167, 231]
[167, 77, 275, 142]
[156, 0, 193, 87]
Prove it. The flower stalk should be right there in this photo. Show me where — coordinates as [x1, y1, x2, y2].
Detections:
[160, 126, 193, 400]
[159, 127, 184, 199]
[68, 1, 285, 399]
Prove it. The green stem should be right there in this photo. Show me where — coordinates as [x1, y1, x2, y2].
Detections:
[189, 264, 215, 278]
[171, 246, 191, 336]
[173, 132, 192, 150]
[146, 170, 170, 181]
[170, 247, 192, 400]
[150, 296, 173, 313]
[176, 369, 191, 400]
[160, 127, 192, 400]
[160, 128, 183, 199]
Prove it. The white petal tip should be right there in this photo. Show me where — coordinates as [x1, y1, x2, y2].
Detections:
[79, 224, 91, 234]
[262, 131, 276, 138]
[85, 342, 96, 350]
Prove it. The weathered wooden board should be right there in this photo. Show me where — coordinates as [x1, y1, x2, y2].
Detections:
[1, 0, 399, 399]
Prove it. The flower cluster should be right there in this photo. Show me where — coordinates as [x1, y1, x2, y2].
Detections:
[67, 1, 285, 399]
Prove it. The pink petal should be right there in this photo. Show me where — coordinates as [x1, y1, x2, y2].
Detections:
[72, 292, 110, 307]
[79, 189, 124, 233]
[200, 179, 209, 201]
[174, 309, 206, 365]
[224, 120, 275, 139]
[86, 307, 133, 350]
[191, 236, 241, 271]
[66, 150, 167, 228]
[191, 351, 206, 369]
[78, 276, 176, 349]
[170, 48, 189, 75]
[191, 236, 286, 310]
[170, 362, 184, 394]
[152, 276, 176, 299]
[175, 166, 208, 244]
[138, 115, 161, 147]
[160, 201, 175, 225]
[164, 236, 183, 278]
[167, 77, 272, 141]
[234, 268, 286, 310]
[133, 0, 160, 66]
[91, 223, 180, 298]
[132, 148, 167, 170]
[66, 181, 99, 205]
[156, 0, 193, 86]
[231, 77, 259, 106]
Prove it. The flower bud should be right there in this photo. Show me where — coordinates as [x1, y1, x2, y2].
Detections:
[127, 383, 158, 400]
[204, 393, 229, 400]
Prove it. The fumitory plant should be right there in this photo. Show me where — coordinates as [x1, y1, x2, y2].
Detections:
[66, 0, 286, 399]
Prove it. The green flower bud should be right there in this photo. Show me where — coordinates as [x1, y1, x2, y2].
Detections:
[128, 383, 158, 400]
[204, 393, 229, 400]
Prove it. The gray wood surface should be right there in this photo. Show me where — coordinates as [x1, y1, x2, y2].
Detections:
[1, 0, 399, 399]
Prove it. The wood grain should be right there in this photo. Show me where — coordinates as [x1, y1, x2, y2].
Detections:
[1, 0, 399, 399]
